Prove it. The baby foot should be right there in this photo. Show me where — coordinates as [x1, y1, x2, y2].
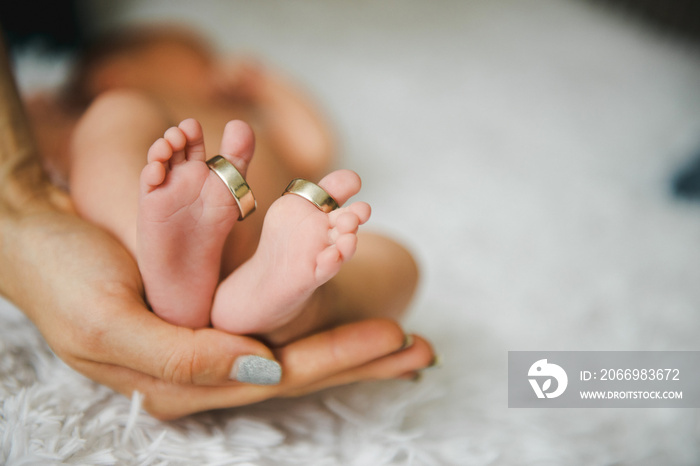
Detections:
[138, 119, 255, 328]
[210, 169, 371, 336]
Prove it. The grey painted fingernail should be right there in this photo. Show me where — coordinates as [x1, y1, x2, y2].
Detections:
[230, 355, 282, 385]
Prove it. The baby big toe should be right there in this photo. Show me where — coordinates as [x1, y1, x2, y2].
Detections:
[317, 169, 362, 206]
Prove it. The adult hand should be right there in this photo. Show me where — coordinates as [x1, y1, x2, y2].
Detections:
[1, 200, 433, 420]
[0, 29, 433, 420]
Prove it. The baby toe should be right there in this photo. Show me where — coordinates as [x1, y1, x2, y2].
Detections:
[164, 126, 187, 150]
[315, 246, 342, 283]
[219, 120, 255, 176]
[178, 119, 207, 162]
[140, 161, 167, 193]
[348, 201, 371, 224]
[334, 212, 360, 234]
[147, 138, 173, 163]
[317, 169, 362, 206]
[335, 234, 358, 260]
[164, 127, 187, 164]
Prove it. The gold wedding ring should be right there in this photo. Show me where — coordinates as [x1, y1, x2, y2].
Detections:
[206, 155, 256, 220]
[282, 179, 339, 213]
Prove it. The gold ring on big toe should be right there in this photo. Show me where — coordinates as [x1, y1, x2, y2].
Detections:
[282, 179, 339, 213]
[206, 155, 256, 220]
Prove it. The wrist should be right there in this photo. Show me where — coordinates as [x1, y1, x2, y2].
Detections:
[1, 165, 73, 215]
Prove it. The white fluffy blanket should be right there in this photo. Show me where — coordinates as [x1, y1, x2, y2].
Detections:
[3, 0, 700, 464]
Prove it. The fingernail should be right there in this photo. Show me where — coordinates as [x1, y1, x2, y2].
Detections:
[400, 334, 415, 351]
[427, 354, 442, 369]
[397, 371, 422, 382]
[230, 355, 282, 385]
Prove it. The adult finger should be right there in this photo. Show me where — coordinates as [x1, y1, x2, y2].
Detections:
[69, 357, 278, 420]
[132, 318, 409, 414]
[282, 334, 435, 397]
[273, 318, 407, 388]
[71, 318, 411, 420]
[78, 293, 279, 387]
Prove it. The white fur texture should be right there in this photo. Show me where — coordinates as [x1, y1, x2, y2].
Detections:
[3, 0, 700, 464]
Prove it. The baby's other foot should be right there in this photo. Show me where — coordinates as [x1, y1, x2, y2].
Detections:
[211, 169, 370, 336]
[138, 119, 254, 328]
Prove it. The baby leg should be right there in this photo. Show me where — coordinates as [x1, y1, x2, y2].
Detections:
[70, 90, 169, 253]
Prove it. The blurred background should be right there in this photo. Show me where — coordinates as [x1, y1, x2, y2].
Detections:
[2, 0, 700, 463]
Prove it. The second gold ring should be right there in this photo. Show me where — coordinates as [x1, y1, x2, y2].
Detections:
[282, 179, 339, 213]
